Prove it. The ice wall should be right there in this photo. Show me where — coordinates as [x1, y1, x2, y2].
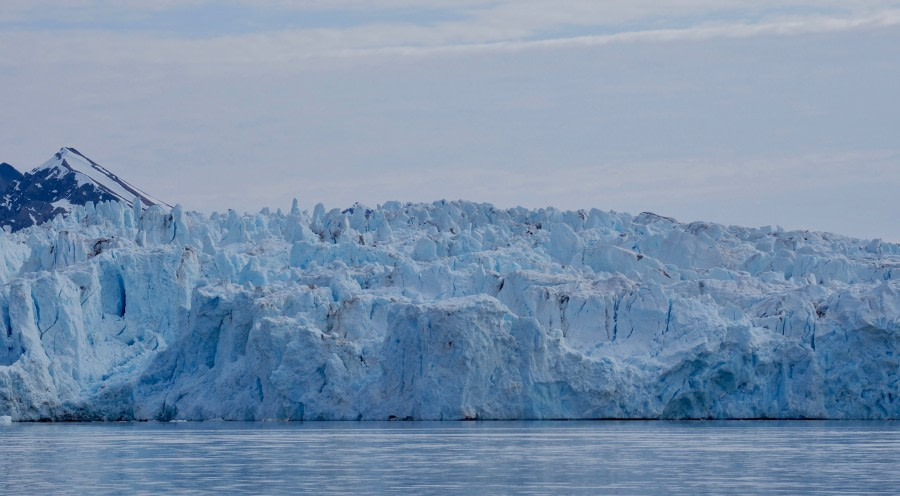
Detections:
[0, 200, 897, 420]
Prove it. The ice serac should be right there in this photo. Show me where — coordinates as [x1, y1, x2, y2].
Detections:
[0, 199, 897, 421]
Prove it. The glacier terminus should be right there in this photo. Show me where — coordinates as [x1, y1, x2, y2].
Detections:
[0, 151, 897, 421]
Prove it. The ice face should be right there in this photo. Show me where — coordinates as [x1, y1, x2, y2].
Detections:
[0, 199, 897, 421]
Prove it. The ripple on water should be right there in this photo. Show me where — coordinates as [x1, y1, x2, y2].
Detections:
[0, 421, 898, 495]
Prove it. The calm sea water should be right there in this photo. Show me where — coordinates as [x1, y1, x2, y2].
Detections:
[1, 420, 897, 495]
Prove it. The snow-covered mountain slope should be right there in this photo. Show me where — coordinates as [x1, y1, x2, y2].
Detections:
[0, 148, 169, 232]
[0, 199, 897, 421]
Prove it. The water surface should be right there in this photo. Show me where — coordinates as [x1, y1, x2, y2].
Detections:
[1, 421, 897, 494]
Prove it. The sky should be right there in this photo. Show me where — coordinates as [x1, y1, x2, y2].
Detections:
[1, 1, 899, 240]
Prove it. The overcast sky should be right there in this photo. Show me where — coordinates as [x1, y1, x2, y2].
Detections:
[1, 1, 898, 240]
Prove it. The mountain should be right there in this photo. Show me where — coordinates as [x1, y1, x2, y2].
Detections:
[0, 162, 23, 192]
[0, 147, 169, 231]
[0, 197, 897, 421]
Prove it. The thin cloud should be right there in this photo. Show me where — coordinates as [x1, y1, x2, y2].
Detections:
[3, 9, 899, 67]
[330, 10, 900, 59]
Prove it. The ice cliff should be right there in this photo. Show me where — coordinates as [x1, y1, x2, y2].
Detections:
[0, 200, 897, 421]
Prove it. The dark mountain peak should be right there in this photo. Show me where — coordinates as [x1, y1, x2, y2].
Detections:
[0, 162, 22, 178]
[0, 148, 170, 232]
[0, 162, 24, 195]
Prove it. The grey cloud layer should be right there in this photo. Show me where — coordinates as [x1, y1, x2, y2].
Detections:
[4, 7, 900, 67]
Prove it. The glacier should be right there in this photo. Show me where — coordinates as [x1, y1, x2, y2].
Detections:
[0, 199, 897, 421]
